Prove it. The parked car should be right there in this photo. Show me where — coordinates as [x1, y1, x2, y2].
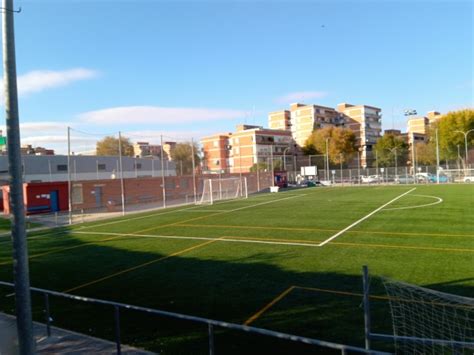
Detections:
[395, 175, 415, 184]
[464, 176, 474, 183]
[361, 175, 382, 183]
[415, 172, 448, 183]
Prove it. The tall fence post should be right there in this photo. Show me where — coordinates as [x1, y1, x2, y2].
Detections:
[44, 293, 51, 337]
[208, 323, 215, 355]
[114, 305, 121, 355]
[362, 265, 371, 350]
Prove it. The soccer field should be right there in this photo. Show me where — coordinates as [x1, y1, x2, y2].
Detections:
[0, 184, 473, 353]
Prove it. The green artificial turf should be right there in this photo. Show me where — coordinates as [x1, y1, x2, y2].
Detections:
[0, 184, 472, 354]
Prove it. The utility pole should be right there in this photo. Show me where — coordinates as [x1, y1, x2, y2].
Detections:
[2, 0, 35, 352]
[191, 138, 197, 204]
[435, 129, 440, 184]
[160, 135, 166, 208]
[118, 131, 125, 216]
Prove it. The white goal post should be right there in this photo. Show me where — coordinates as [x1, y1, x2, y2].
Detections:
[197, 177, 248, 205]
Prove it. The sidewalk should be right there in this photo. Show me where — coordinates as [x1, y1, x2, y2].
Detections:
[0, 312, 155, 354]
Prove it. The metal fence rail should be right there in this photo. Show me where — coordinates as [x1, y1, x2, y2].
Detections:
[0, 281, 389, 354]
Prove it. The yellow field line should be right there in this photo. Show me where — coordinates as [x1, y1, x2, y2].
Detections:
[330, 241, 474, 253]
[176, 223, 474, 239]
[221, 236, 323, 244]
[63, 237, 223, 294]
[0, 236, 125, 266]
[244, 286, 296, 325]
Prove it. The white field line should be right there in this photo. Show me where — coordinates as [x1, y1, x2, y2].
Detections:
[179, 209, 230, 213]
[383, 194, 443, 211]
[73, 231, 320, 248]
[318, 188, 416, 247]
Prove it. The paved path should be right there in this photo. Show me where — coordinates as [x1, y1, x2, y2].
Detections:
[0, 312, 155, 354]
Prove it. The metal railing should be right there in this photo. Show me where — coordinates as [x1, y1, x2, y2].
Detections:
[0, 281, 389, 355]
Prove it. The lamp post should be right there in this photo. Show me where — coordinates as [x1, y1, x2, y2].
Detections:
[454, 129, 474, 168]
[325, 137, 330, 181]
[357, 149, 361, 184]
[404, 109, 417, 182]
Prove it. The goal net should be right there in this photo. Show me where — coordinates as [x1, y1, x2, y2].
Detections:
[381, 277, 474, 354]
[197, 177, 247, 205]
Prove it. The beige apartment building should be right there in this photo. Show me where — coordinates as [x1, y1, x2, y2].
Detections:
[269, 103, 345, 147]
[133, 142, 162, 157]
[336, 103, 382, 167]
[201, 125, 293, 173]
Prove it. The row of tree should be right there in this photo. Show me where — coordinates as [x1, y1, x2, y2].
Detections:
[302, 109, 474, 167]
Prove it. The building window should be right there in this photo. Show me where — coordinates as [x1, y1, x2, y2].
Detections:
[165, 180, 175, 189]
[134, 163, 142, 170]
[213, 141, 218, 147]
[72, 184, 83, 204]
[57, 164, 68, 172]
[215, 159, 220, 166]
[97, 164, 106, 171]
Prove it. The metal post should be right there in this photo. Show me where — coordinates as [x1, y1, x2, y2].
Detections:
[375, 150, 379, 183]
[191, 138, 197, 204]
[339, 154, 343, 186]
[244, 177, 248, 198]
[160, 135, 166, 208]
[362, 265, 371, 350]
[48, 159, 52, 182]
[238, 138, 243, 195]
[270, 145, 274, 186]
[208, 323, 215, 355]
[67, 127, 72, 224]
[118, 131, 126, 216]
[293, 154, 297, 184]
[357, 151, 360, 185]
[209, 179, 213, 205]
[2, 0, 35, 351]
[325, 138, 330, 181]
[114, 305, 121, 355]
[96, 159, 99, 180]
[44, 293, 51, 337]
[411, 134, 416, 183]
[435, 129, 440, 184]
[256, 154, 260, 192]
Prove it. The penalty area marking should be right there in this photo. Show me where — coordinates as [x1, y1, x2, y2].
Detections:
[382, 194, 443, 211]
[318, 188, 416, 247]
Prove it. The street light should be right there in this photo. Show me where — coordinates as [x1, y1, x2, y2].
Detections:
[325, 137, 330, 181]
[404, 109, 417, 181]
[454, 129, 474, 168]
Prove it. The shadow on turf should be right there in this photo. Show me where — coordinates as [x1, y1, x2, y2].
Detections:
[0, 227, 472, 355]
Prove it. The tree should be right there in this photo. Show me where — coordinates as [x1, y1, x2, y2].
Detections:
[374, 134, 409, 167]
[170, 142, 201, 175]
[415, 141, 436, 165]
[304, 126, 357, 165]
[96, 136, 134, 156]
[436, 109, 474, 161]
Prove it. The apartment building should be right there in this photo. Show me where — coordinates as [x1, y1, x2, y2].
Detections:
[201, 125, 293, 173]
[269, 103, 345, 147]
[268, 110, 291, 130]
[406, 116, 430, 144]
[201, 134, 232, 173]
[427, 111, 442, 125]
[133, 142, 162, 157]
[336, 103, 382, 167]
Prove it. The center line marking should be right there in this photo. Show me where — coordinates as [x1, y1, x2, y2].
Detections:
[318, 188, 416, 247]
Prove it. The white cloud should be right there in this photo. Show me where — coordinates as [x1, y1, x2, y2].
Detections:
[276, 91, 328, 104]
[79, 106, 247, 124]
[0, 68, 98, 98]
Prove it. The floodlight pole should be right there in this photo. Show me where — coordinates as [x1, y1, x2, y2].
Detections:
[118, 131, 125, 216]
[2, 0, 35, 352]
[270, 145, 274, 186]
[191, 138, 197, 204]
[435, 129, 440, 184]
[160, 135, 167, 208]
[325, 137, 330, 181]
[454, 129, 474, 169]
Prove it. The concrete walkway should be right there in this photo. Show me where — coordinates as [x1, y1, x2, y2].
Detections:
[0, 312, 155, 354]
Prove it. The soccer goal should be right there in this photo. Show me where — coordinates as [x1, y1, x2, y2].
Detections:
[197, 177, 247, 205]
[361, 266, 474, 354]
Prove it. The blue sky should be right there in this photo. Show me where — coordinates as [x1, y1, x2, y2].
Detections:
[1, 0, 472, 153]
